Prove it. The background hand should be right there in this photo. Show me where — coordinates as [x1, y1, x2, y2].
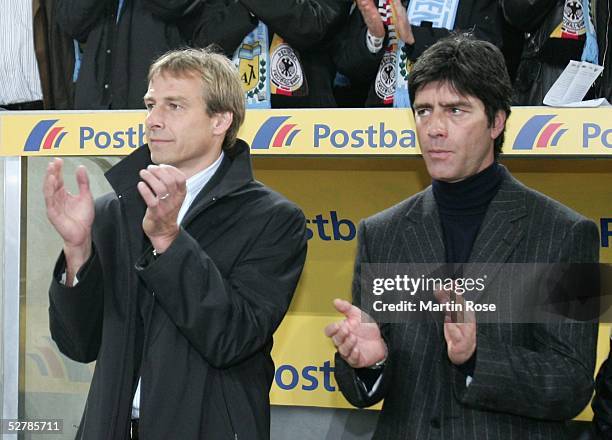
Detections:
[391, 0, 415, 44]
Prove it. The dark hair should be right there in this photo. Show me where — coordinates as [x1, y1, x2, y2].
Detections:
[408, 33, 512, 158]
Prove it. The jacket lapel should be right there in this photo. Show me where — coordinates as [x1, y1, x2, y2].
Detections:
[400, 188, 446, 326]
[398, 168, 528, 314]
[466, 167, 527, 301]
[400, 187, 446, 264]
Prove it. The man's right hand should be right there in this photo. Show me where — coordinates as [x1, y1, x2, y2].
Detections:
[43, 158, 94, 286]
[324, 298, 387, 368]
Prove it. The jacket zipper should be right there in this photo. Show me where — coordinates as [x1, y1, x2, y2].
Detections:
[219, 377, 238, 439]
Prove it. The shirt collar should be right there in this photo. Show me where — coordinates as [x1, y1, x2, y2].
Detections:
[185, 151, 225, 199]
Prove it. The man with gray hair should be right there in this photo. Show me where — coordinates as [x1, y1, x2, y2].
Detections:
[44, 47, 307, 440]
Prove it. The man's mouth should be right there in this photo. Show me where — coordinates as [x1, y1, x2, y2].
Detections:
[428, 149, 452, 159]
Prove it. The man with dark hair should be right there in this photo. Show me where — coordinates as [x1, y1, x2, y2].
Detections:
[44, 48, 307, 439]
[406, 34, 512, 158]
[325, 33, 599, 439]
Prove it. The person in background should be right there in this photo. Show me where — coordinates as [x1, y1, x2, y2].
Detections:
[33, 0, 75, 109]
[55, 0, 200, 109]
[333, 0, 503, 107]
[1, 1, 44, 110]
[501, 0, 609, 104]
[183, 0, 352, 108]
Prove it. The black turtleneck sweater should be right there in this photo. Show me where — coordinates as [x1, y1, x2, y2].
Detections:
[432, 162, 504, 264]
[432, 161, 503, 378]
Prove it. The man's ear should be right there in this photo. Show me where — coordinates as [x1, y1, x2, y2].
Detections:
[212, 112, 233, 136]
[490, 110, 507, 141]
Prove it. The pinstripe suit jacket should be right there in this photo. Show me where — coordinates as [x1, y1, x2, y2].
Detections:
[335, 166, 599, 440]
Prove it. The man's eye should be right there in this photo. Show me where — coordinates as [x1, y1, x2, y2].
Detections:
[450, 107, 462, 114]
[415, 108, 430, 117]
[169, 103, 181, 110]
[145, 103, 154, 110]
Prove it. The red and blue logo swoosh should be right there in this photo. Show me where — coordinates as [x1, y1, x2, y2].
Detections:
[252, 116, 301, 149]
[512, 115, 567, 150]
[24, 119, 68, 152]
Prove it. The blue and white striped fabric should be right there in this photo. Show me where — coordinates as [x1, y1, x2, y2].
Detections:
[394, 0, 459, 108]
[0, 0, 43, 105]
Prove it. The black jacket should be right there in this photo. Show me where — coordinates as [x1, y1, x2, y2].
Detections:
[593, 338, 612, 438]
[335, 169, 598, 439]
[595, 0, 611, 101]
[188, 0, 351, 108]
[34, 0, 75, 109]
[502, 0, 612, 104]
[49, 141, 308, 439]
[55, 0, 196, 109]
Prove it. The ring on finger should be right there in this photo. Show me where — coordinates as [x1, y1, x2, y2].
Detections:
[159, 193, 171, 200]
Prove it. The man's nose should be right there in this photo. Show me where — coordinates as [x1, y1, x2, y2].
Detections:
[145, 106, 164, 130]
[427, 111, 447, 137]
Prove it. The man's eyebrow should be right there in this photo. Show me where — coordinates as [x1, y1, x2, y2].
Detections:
[412, 101, 430, 109]
[162, 96, 189, 103]
[143, 95, 189, 103]
[439, 99, 473, 108]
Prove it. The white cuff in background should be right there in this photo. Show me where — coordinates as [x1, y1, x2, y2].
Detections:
[366, 30, 384, 53]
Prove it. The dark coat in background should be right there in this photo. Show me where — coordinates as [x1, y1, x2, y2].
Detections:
[33, 0, 75, 109]
[595, 0, 611, 101]
[186, 0, 352, 108]
[49, 141, 307, 439]
[335, 167, 599, 439]
[54, 0, 198, 109]
[502, 0, 611, 104]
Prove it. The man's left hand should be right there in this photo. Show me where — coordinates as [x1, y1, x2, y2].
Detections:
[435, 288, 477, 365]
[137, 164, 187, 253]
[444, 314, 476, 365]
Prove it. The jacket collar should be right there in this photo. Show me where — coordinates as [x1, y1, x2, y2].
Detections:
[400, 164, 527, 264]
[104, 139, 254, 201]
[400, 164, 528, 305]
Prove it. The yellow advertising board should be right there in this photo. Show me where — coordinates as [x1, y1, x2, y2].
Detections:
[1, 107, 611, 156]
[4, 111, 611, 422]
